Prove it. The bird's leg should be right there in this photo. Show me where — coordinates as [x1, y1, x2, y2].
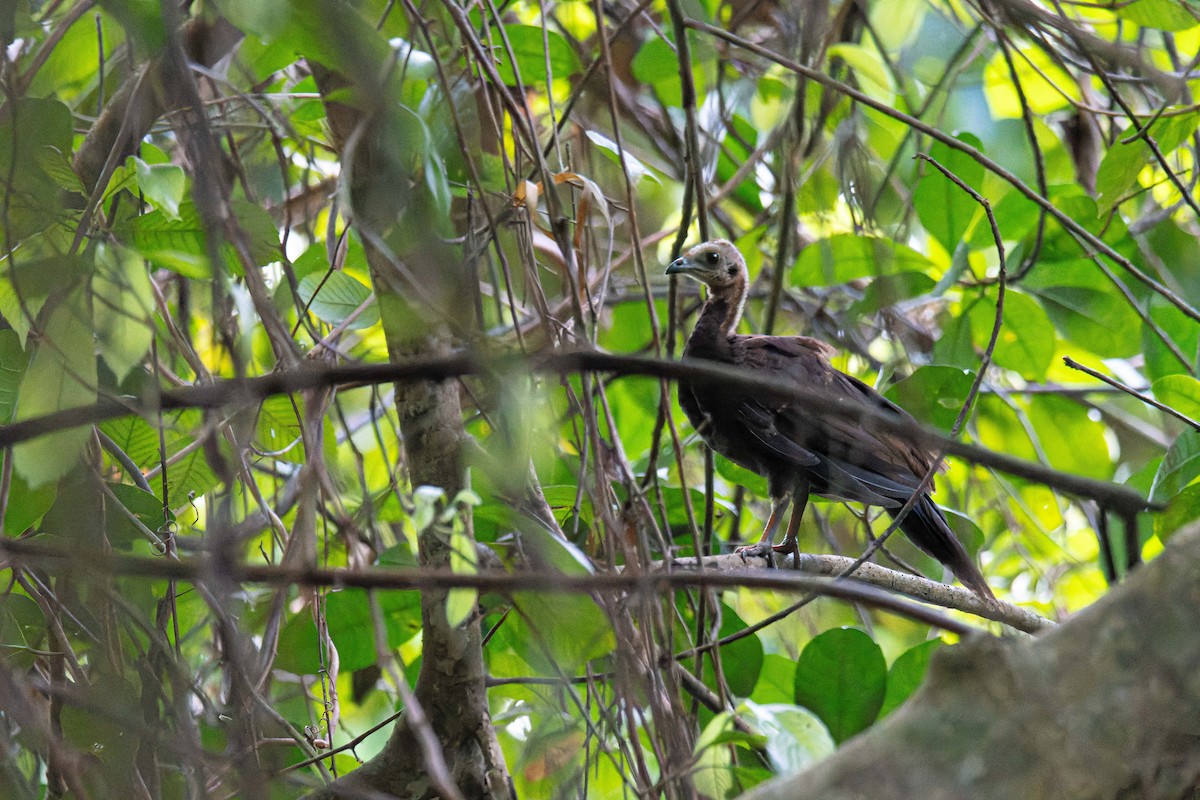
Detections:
[735, 494, 791, 566]
[774, 480, 810, 569]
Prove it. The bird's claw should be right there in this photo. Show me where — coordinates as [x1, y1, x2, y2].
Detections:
[735, 542, 777, 569]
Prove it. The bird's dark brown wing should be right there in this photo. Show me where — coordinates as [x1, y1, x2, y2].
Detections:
[733, 334, 937, 505]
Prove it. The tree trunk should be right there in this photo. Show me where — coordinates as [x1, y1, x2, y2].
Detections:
[743, 522, 1200, 800]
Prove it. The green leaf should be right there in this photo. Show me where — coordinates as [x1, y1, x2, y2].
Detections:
[1116, 0, 1200, 31]
[714, 453, 769, 498]
[13, 291, 97, 487]
[967, 289, 1055, 380]
[827, 43, 894, 96]
[631, 37, 683, 106]
[884, 365, 975, 432]
[446, 518, 479, 628]
[276, 589, 422, 675]
[880, 639, 942, 716]
[1155, 482, 1200, 541]
[117, 199, 281, 277]
[750, 653, 797, 705]
[132, 156, 186, 219]
[703, 605, 763, 698]
[914, 133, 985, 252]
[0, 98, 75, 239]
[793, 627, 887, 743]
[0, 329, 29, 423]
[1028, 394, 1113, 481]
[1022, 265, 1142, 358]
[1152, 375, 1200, 423]
[793, 235, 937, 287]
[254, 395, 304, 463]
[93, 245, 154, 382]
[296, 271, 378, 329]
[1150, 429, 1200, 504]
[1, 469, 57, 535]
[0, 593, 45, 668]
[1096, 110, 1200, 209]
[511, 591, 615, 674]
[741, 700, 835, 772]
[493, 25, 581, 85]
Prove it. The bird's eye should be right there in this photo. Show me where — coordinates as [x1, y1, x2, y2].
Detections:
[705, 251, 720, 265]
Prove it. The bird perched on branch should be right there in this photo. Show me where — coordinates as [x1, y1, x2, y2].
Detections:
[666, 239, 995, 602]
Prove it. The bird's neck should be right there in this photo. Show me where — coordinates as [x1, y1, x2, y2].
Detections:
[686, 279, 746, 358]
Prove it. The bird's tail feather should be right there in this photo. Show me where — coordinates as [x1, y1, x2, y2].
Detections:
[888, 497, 996, 603]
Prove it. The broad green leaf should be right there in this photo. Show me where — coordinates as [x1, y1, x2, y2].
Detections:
[702, 605, 763, 698]
[793, 235, 937, 287]
[741, 700, 835, 772]
[13, 291, 97, 487]
[254, 395, 304, 463]
[1152, 375, 1200, 423]
[884, 365, 975, 432]
[117, 199, 281, 277]
[880, 639, 942, 716]
[104, 484, 169, 549]
[93, 245, 154, 382]
[0, 98, 75, 239]
[132, 156, 186, 219]
[1097, 110, 1200, 209]
[1028, 394, 1112, 481]
[0, 593, 45, 668]
[276, 589, 422, 675]
[632, 37, 683, 106]
[827, 43, 894, 97]
[1, 469, 57, 535]
[793, 627, 887, 743]
[157, 448, 220, 510]
[693, 713, 738, 800]
[1155, 482, 1200, 541]
[1022, 261, 1142, 358]
[296, 271, 378, 329]
[751, 653, 798, 705]
[967, 288, 1055, 380]
[511, 591, 615, 674]
[493, 25, 581, 85]
[521, 523, 594, 575]
[1150, 429, 1200, 504]
[1143, 298, 1200, 381]
[714, 453, 769, 498]
[914, 133, 985, 252]
[1117, 0, 1200, 31]
[0, 329, 29, 422]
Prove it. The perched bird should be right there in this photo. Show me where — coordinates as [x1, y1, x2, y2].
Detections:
[666, 239, 994, 602]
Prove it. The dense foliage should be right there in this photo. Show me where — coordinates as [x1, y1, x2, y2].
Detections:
[0, 0, 1198, 797]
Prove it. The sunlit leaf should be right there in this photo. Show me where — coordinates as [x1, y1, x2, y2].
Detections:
[1152, 375, 1200, 424]
[741, 700, 835, 772]
[492, 25, 581, 85]
[793, 235, 938, 286]
[914, 133, 985, 252]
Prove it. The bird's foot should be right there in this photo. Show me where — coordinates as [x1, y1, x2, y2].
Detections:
[773, 538, 802, 570]
[736, 541, 777, 568]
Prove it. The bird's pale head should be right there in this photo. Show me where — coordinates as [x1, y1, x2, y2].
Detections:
[665, 239, 746, 291]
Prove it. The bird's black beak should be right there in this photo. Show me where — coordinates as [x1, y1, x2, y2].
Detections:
[665, 256, 694, 276]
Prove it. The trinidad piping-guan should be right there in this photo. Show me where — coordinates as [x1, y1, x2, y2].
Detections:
[667, 239, 995, 602]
